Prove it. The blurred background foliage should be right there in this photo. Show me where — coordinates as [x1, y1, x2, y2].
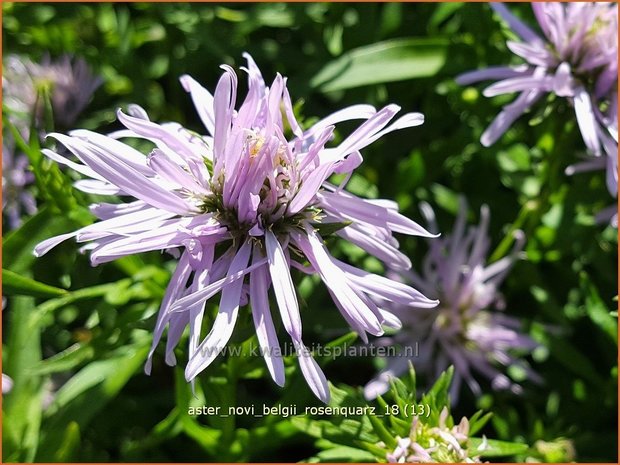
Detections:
[2, 2, 617, 462]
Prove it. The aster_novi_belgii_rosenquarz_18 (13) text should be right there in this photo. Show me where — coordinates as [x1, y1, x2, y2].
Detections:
[33, 53, 440, 402]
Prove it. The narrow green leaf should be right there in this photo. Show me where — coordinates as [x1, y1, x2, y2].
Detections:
[471, 437, 529, 457]
[32, 280, 130, 327]
[51, 422, 80, 462]
[311, 38, 449, 92]
[36, 339, 149, 461]
[367, 413, 397, 449]
[315, 445, 377, 462]
[314, 220, 353, 238]
[2, 269, 67, 297]
[29, 343, 95, 376]
[3, 207, 75, 273]
[581, 273, 617, 344]
[3, 295, 44, 462]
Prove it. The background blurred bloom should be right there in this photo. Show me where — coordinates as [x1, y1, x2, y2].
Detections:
[457, 2, 618, 154]
[34, 54, 438, 402]
[365, 198, 539, 401]
[3, 53, 102, 130]
[2, 137, 37, 229]
[2, 54, 101, 229]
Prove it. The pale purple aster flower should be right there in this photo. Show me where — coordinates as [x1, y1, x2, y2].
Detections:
[3, 53, 102, 130]
[34, 54, 438, 402]
[2, 137, 37, 229]
[365, 198, 539, 401]
[386, 407, 485, 463]
[457, 3, 618, 153]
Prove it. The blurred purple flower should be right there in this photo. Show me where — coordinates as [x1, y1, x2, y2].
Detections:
[457, 3, 617, 154]
[2, 137, 37, 229]
[2, 54, 101, 228]
[365, 198, 539, 401]
[3, 53, 102, 130]
[34, 54, 438, 402]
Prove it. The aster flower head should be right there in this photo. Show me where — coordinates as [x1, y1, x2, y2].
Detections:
[3, 53, 101, 130]
[457, 2, 618, 154]
[365, 198, 538, 401]
[387, 407, 484, 463]
[34, 54, 438, 402]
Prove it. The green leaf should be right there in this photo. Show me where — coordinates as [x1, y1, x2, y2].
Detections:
[29, 343, 95, 376]
[35, 339, 149, 461]
[548, 336, 604, 386]
[2, 207, 76, 273]
[367, 413, 397, 449]
[468, 410, 493, 436]
[2, 269, 67, 297]
[471, 438, 529, 457]
[311, 38, 449, 92]
[51, 422, 81, 462]
[3, 295, 44, 462]
[314, 220, 353, 238]
[580, 272, 617, 344]
[32, 280, 130, 327]
[430, 183, 460, 216]
[314, 444, 377, 462]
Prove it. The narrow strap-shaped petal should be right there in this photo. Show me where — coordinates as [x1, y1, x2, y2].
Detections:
[337, 226, 412, 270]
[169, 254, 268, 313]
[456, 65, 531, 86]
[185, 240, 252, 381]
[187, 245, 215, 362]
[305, 104, 376, 138]
[333, 258, 438, 308]
[213, 66, 237, 171]
[573, 86, 602, 155]
[265, 229, 302, 341]
[164, 312, 190, 366]
[482, 74, 553, 98]
[180, 74, 215, 135]
[49, 133, 194, 215]
[250, 250, 286, 387]
[70, 129, 154, 176]
[318, 189, 436, 237]
[41, 148, 106, 181]
[295, 227, 384, 336]
[33, 232, 79, 257]
[505, 40, 554, 68]
[147, 149, 209, 194]
[145, 250, 193, 374]
[481, 88, 543, 147]
[72, 180, 122, 195]
[90, 217, 226, 264]
[293, 340, 330, 403]
[326, 104, 400, 161]
[287, 160, 335, 215]
[116, 110, 200, 162]
[490, 2, 542, 43]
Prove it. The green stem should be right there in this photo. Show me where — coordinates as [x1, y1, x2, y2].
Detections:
[490, 117, 574, 263]
[488, 200, 535, 263]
